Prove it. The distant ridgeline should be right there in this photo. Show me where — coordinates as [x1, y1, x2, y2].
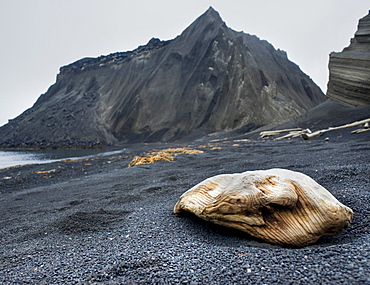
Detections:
[327, 11, 370, 106]
[0, 7, 324, 148]
[58, 38, 172, 75]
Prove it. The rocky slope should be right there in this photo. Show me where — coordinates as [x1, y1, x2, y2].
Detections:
[327, 11, 370, 106]
[0, 7, 324, 147]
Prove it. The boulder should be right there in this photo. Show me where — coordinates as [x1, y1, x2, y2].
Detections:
[174, 169, 353, 247]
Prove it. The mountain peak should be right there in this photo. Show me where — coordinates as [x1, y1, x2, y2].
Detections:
[0, 7, 325, 147]
[178, 7, 226, 41]
[200, 6, 224, 24]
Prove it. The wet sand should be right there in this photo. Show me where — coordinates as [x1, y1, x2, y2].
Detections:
[0, 131, 369, 284]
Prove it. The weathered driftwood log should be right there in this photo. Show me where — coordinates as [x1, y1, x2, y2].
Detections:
[351, 128, 370, 134]
[174, 169, 353, 247]
[351, 122, 370, 134]
[260, 118, 370, 140]
[275, 129, 311, 140]
[301, 118, 370, 139]
[260, 128, 302, 138]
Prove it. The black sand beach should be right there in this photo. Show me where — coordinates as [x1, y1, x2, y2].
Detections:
[0, 132, 369, 284]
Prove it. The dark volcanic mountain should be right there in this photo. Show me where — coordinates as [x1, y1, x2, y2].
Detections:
[327, 11, 370, 106]
[0, 7, 324, 147]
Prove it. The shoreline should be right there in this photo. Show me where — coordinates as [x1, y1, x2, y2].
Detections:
[1, 137, 369, 284]
[0, 147, 131, 171]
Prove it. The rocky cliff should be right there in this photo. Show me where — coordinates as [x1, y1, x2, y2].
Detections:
[0, 7, 324, 147]
[327, 11, 370, 106]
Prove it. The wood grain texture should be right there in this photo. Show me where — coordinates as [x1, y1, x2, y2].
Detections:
[174, 169, 353, 247]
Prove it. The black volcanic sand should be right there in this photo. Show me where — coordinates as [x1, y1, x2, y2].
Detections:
[0, 134, 369, 284]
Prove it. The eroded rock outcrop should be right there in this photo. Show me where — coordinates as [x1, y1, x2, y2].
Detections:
[0, 7, 324, 147]
[327, 11, 370, 106]
[174, 169, 353, 247]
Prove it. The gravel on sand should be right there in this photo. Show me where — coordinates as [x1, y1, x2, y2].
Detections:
[0, 134, 369, 284]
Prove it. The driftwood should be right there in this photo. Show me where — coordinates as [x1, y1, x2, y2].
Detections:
[351, 128, 370, 134]
[351, 122, 369, 134]
[261, 128, 312, 140]
[275, 129, 311, 140]
[260, 128, 302, 138]
[174, 169, 353, 247]
[260, 118, 370, 140]
[301, 118, 370, 139]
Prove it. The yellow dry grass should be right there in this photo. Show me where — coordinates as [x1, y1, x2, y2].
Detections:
[36, 169, 56, 174]
[210, 147, 222, 150]
[196, 143, 223, 151]
[197, 145, 208, 149]
[128, 147, 204, 167]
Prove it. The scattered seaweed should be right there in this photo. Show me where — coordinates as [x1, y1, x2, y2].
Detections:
[128, 147, 203, 167]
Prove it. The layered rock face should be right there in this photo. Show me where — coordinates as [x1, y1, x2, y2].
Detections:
[327, 11, 370, 106]
[0, 7, 324, 147]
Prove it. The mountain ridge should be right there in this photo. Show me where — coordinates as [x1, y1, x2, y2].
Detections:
[0, 7, 324, 147]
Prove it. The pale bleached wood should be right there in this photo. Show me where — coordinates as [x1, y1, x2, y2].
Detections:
[351, 128, 370, 134]
[174, 169, 353, 247]
[260, 128, 302, 138]
[301, 118, 370, 140]
[275, 129, 311, 140]
[351, 122, 369, 134]
[260, 118, 370, 140]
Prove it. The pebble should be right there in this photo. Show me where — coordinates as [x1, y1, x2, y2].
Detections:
[1, 139, 369, 284]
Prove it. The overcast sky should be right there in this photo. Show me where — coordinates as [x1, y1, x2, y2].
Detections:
[0, 0, 368, 126]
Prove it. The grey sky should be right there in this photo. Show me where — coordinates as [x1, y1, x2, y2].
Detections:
[0, 0, 368, 126]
